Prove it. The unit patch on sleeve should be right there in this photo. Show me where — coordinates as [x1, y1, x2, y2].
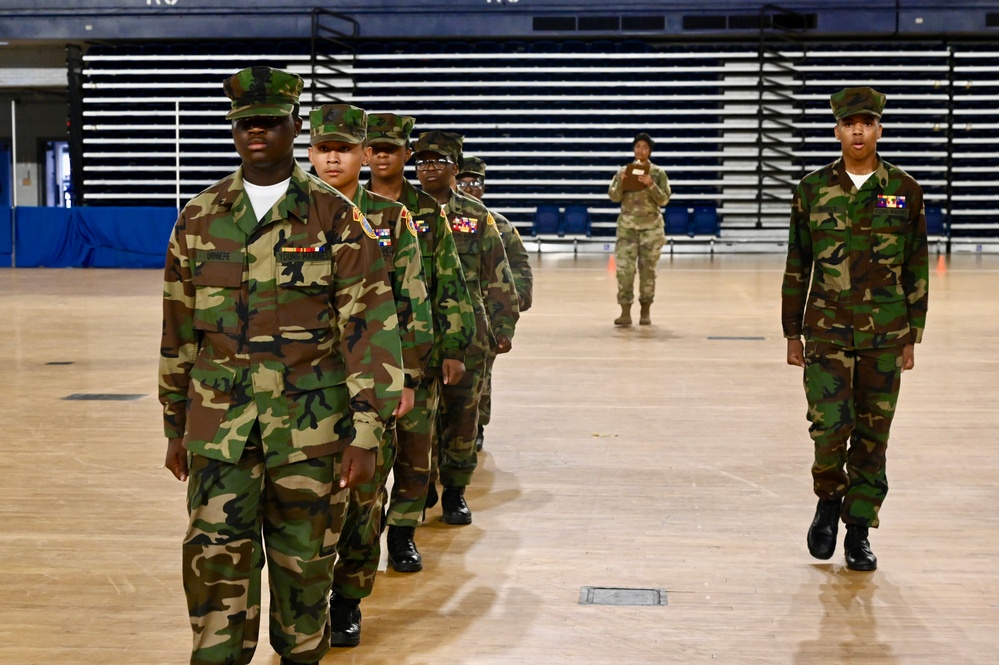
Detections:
[353, 205, 377, 239]
[402, 207, 418, 237]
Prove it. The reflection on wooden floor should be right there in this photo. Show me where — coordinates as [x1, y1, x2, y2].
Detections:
[1, 253, 997, 664]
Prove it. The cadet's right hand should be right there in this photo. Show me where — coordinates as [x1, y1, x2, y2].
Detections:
[340, 446, 377, 488]
[786, 338, 805, 368]
[442, 358, 466, 385]
[165, 437, 189, 482]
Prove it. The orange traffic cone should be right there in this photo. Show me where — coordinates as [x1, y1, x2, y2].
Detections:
[607, 253, 616, 272]
[936, 254, 947, 274]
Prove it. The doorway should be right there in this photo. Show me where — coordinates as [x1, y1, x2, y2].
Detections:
[44, 140, 72, 207]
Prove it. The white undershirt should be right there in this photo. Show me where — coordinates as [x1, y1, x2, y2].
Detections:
[847, 171, 874, 190]
[243, 177, 290, 222]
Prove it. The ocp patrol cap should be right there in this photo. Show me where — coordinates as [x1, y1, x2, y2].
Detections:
[412, 130, 464, 164]
[458, 155, 486, 179]
[223, 66, 303, 120]
[830, 86, 887, 120]
[367, 113, 416, 147]
[309, 104, 368, 145]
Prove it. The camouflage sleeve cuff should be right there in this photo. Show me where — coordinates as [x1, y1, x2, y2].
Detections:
[350, 417, 385, 452]
[495, 324, 516, 342]
[442, 349, 465, 362]
[910, 327, 924, 344]
[404, 370, 422, 389]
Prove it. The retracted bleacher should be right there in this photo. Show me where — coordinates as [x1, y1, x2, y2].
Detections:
[78, 38, 999, 254]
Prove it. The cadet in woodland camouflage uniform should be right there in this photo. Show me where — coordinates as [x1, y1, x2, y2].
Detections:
[414, 130, 519, 524]
[456, 154, 533, 451]
[307, 103, 433, 647]
[366, 113, 476, 572]
[782, 87, 928, 572]
[159, 67, 403, 665]
[607, 132, 672, 326]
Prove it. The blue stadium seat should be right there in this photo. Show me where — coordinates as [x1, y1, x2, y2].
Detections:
[443, 41, 473, 54]
[532, 40, 562, 53]
[532, 205, 562, 236]
[562, 205, 591, 237]
[691, 206, 720, 237]
[473, 40, 501, 53]
[925, 206, 945, 235]
[664, 206, 690, 236]
[356, 42, 387, 55]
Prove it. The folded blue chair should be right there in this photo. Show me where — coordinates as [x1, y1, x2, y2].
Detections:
[562, 205, 591, 237]
[664, 206, 690, 236]
[691, 206, 720, 237]
[924, 206, 945, 235]
[532, 205, 562, 236]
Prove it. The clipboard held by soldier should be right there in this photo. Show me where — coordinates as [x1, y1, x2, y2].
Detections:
[621, 162, 649, 192]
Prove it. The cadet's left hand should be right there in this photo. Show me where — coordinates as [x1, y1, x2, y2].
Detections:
[442, 358, 466, 385]
[637, 174, 653, 188]
[340, 446, 377, 488]
[394, 387, 415, 418]
[164, 437, 188, 482]
[901, 343, 915, 371]
[495, 335, 512, 354]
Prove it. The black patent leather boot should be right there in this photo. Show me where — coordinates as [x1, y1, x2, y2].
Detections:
[806, 498, 842, 560]
[844, 524, 878, 571]
[441, 486, 472, 525]
[387, 525, 423, 573]
[329, 594, 361, 647]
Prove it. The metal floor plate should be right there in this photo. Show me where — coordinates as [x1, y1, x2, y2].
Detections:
[63, 394, 146, 401]
[578, 586, 668, 606]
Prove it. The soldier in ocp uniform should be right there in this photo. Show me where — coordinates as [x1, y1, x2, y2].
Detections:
[607, 132, 671, 326]
[159, 67, 403, 665]
[366, 114, 476, 570]
[413, 130, 520, 524]
[307, 104, 433, 647]
[782, 87, 929, 572]
[456, 154, 533, 451]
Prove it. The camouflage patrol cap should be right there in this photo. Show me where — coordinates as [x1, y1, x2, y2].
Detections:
[223, 66, 303, 120]
[458, 155, 486, 178]
[309, 104, 368, 145]
[830, 86, 887, 120]
[412, 130, 464, 164]
[367, 113, 416, 147]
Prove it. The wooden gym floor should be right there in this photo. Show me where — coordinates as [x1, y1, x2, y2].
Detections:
[0, 252, 996, 664]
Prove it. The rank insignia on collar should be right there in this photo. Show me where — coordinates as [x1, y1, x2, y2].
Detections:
[876, 194, 906, 209]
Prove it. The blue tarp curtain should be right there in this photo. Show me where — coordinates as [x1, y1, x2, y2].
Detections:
[2, 206, 177, 268]
[0, 207, 11, 267]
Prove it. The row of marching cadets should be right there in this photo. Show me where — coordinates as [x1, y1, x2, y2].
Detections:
[158, 66, 532, 665]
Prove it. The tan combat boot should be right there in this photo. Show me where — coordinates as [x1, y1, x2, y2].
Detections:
[639, 302, 652, 325]
[614, 305, 632, 327]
